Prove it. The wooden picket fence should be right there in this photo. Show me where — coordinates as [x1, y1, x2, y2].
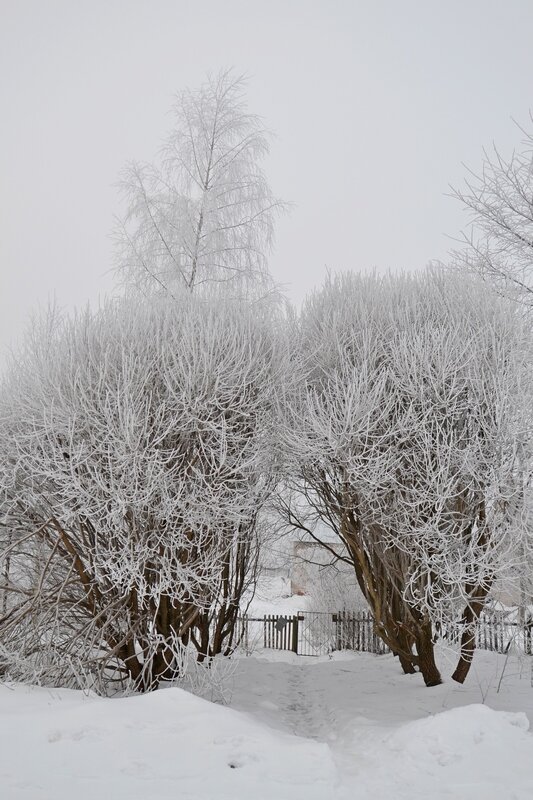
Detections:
[263, 613, 300, 652]
[238, 610, 386, 657]
[332, 610, 389, 654]
[448, 614, 533, 656]
[237, 614, 300, 654]
[238, 610, 533, 658]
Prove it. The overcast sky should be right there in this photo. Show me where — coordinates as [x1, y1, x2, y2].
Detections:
[2, 0, 533, 361]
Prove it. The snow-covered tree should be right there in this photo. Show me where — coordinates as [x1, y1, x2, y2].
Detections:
[450, 116, 533, 307]
[114, 69, 285, 296]
[281, 270, 531, 685]
[0, 291, 288, 691]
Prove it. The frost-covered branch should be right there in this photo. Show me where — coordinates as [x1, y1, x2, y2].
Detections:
[450, 115, 533, 306]
[281, 270, 532, 685]
[114, 69, 287, 297]
[0, 291, 289, 691]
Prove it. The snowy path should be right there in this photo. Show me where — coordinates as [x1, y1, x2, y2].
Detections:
[229, 650, 533, 799]
[282, 663, 335, 740]
[2, 650, 533, 799]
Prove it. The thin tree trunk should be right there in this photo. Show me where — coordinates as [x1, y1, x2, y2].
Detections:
[393, 628, 417, 675]
[452, 599, 484, 684]
[414, 622, 442, 686]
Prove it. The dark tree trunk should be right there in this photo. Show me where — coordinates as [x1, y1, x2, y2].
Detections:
[118, 638, 145, 689]
[391, 627, 417, 674]
[453, 507, 491, 684]
[414, 622, 442, 686]
[396, 651, 417, 675]
[452, 599, 484, 684]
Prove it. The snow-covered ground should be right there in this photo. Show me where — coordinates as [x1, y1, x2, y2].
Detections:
[2, 647, 533, 799]
[245, 575, 308, 617]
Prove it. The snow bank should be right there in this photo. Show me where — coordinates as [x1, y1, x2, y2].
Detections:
[3, 653, 533, 800]
[231, 650, 533, 799]
[349, 705, 533, 800]
[0, 683, 336, 800]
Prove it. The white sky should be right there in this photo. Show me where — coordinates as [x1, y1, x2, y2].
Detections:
[1, 0, 533, 360]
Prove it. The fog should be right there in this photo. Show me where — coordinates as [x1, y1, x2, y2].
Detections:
[2, 0, 533, 360]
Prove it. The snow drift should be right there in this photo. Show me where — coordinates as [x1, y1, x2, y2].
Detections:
[2, 679, 533, 800]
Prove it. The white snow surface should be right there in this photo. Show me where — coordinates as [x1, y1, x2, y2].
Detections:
[246, 575, 308, 617]
[2, 648, 533, 799]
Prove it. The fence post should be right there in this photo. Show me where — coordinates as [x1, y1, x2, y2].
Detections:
[291, 615, 299, 654]
[332, 613, 341, 651]
[524, 614, 533, 656]
[243, 615, 248, 654]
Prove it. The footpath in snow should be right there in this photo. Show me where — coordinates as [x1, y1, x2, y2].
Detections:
[1, 649, 533, 799]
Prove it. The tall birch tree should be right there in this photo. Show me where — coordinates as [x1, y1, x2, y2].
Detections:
[115, 69, 285, 296]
